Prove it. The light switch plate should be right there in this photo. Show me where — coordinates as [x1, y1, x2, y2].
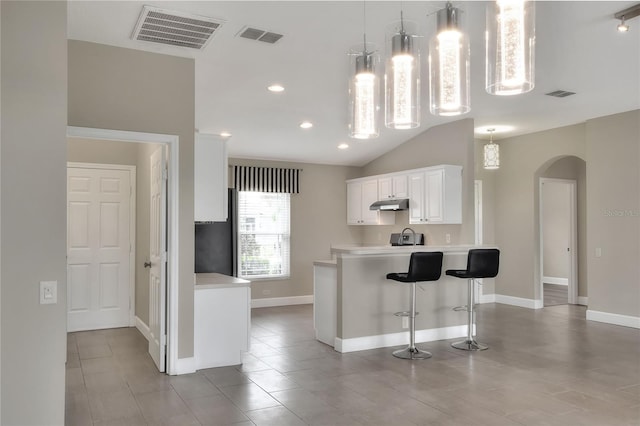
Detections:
[40, 281, 57, 305]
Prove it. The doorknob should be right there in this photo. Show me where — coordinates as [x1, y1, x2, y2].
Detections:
[144, 261, 152, 268]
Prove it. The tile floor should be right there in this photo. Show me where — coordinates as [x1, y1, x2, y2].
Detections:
[66, 303, 640, 426]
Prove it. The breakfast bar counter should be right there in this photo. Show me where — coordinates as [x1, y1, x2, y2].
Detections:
[313, 245, 493, 353]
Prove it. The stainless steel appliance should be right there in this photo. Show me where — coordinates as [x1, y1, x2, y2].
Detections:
[390, 231, 425, 246]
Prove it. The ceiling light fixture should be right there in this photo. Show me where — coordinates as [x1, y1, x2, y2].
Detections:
[486, 0, 536, 96]
[483, 128, 500, 170]
[299, 121, 313, 129]
[338, 143, 349, 150]
[220, 131, 232, 137]
[268, 84, 285, 92]
[349, 2, 379, 139]
[429, 2, 471, 116]
[615, 4, 640, 32]
[385, 11, 420, 129]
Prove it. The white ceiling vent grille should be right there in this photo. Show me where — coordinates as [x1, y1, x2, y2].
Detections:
[545, 90, 576, 98]
[237, 26, 284, 44]
[132, 6, 225, 50]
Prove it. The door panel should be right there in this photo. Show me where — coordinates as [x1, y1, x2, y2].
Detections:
[67, 167, 132, 332]
[148, 147, 167, 372]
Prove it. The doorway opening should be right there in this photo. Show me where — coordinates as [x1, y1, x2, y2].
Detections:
[66, 126, 180, 374]
[540, 178, 577, 307]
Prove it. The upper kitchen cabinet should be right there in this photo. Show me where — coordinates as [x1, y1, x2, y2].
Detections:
[408, 165, 462, 224]
[347, 179, 394, 225]
[378, 174, 408, 200]
[194, 133, 228, 222]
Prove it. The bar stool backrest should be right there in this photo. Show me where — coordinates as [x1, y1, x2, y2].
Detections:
[467, 249, 500, 278]
[407, 252, 444, 282]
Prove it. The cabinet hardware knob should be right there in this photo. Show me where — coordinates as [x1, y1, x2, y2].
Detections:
[144, 261, 152, 268]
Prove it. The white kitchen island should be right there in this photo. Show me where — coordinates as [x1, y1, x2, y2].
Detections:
[194, 273, 251, 369]
[314, 245, 493, 353]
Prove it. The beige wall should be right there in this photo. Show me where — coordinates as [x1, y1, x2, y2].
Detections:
[1, 2, 67, 424]
[541, 156, 587, 298]
[68, 40, 196, 359]
[67, 137, 161, 325]
[494, 124, 586, 301]
[586, 110, 640, 317]
[360, 119, 476, 246]
[230, 158, 362, 299]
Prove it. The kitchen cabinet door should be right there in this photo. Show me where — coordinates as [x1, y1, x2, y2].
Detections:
[425, 168, 444, 222]
[378, 174, 408, 200]
[392, 174, 408, 198]
[194, 133, 228, 222]
[408, 172, 425, 224]
[347, 179, 394, 225]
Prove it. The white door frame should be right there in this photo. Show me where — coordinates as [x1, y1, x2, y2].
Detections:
[539, 178, 578, 305]
[67, 162, 137, 328]
[474, 180, 485, 301]
[67, 126, 180, 375]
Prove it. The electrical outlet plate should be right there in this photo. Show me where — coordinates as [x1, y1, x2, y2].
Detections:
[40, 281, 58, 304]
[402, 316, 409, 329]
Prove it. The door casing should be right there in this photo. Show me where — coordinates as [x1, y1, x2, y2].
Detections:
[67, 126, 182, 375]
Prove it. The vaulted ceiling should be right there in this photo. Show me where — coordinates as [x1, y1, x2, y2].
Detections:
[68, 1, 640, 166]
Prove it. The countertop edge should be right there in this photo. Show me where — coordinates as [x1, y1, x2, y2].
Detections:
[195, 272, 251, 290]
[314, 260, 337, 267]
[330, 245, 498, 256]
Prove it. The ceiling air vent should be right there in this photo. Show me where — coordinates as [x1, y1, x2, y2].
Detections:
[132, 6, 225, 50]
[545, 90, 576, 98]
[237, 26, 284, 44]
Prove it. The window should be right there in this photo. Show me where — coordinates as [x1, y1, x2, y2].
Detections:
[238, 191, 290, 279]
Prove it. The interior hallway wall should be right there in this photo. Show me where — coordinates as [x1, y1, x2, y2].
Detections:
[586, 110, 640, 319]
[494, 124, 585, 303]
[68, 40, 196, 360]
[67, 137, 160, 325]
[229, 158, 362, 300]
[1, 2, 67, 423]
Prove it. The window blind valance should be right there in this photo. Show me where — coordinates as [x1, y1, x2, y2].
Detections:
[232, 166, 301, 194]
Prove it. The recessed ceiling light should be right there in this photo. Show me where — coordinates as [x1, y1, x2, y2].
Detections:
[220, 131, 232, 137]
[338, 143, 349, 150]
[299, 121, 313, 129]
[268, 84, 285, 92]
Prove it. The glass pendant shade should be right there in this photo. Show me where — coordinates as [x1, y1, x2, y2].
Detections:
[349, 49, 380, 139]
[484, 142, 500, 169]
[429, 3, 471, 116]
[385, 21, 420, 129]
[486, 0, 535, 95]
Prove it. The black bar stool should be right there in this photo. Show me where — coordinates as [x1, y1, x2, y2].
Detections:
[446, 248, 500, 351]
[386, 252, 444, 360]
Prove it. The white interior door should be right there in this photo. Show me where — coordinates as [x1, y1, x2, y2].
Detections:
[148, 147, 167, 372]
[67, 166, 132, 332]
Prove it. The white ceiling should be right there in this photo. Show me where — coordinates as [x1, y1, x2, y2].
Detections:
[68, 1, 640, 167]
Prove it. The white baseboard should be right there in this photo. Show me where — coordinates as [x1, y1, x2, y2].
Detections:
[135, 316, 151, 342]
[495, 294, 544, 310]
[251, 295, 313, 308]
[586, 310, 640, 329]
[543, 276, 568, 286]
[172, 357, 197, 375]
[577, 296, 588, 306]
[334, 324, 469, 353]
[479, 293, 496, 304]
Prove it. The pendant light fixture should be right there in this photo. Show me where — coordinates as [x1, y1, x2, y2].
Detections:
[428, 2, 471, 116]
[385, 12, 420, 129]
[349, 2, 379, 139]
[483, 128, 500, 170]
[486, 0, 535, 95]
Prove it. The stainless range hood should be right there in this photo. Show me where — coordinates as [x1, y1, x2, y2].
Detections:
[369, 199, 409, 211]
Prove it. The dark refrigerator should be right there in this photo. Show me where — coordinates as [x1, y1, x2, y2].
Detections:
[195, 189, 237, 276]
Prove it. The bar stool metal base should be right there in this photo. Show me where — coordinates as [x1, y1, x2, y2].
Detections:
[451, 339, 488, 351]
[393, 346, 432, 360]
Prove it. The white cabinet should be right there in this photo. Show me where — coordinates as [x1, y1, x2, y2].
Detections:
[194, 274, 250, 369]
[378, 174, 408, 200]
[194, 133, 228, 222]
[408, 165, 462, 224]
[347, 179, 394, 225]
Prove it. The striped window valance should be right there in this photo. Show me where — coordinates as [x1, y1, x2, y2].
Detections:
[232, 166, 301, 193]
